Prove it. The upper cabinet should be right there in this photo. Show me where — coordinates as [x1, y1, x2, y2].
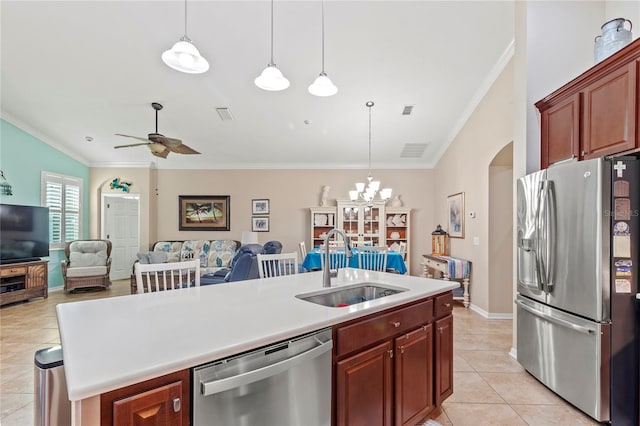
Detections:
[536, 39, 640, 169]
[336, 201, 385, 247]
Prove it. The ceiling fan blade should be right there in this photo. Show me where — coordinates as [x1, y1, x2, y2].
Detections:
[167, 143, 200, 155]
[114, 142, 152, 149]
[115, 134, 152, 143]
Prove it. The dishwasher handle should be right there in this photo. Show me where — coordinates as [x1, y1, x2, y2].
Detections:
[201, 339, 333, 396]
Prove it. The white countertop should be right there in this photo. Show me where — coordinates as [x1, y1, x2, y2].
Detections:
[56, 269, 458, 401]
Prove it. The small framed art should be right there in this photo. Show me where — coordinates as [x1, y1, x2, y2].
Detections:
[252, 199, 270, 215]
[252, 216, 270, 232]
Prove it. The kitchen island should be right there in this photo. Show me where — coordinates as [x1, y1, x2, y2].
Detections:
[56, 268, 458, 425]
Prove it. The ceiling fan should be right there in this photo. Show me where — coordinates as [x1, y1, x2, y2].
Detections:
[114, 102, 200, 158]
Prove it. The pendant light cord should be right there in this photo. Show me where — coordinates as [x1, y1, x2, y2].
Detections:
[270, 0, 275, 64]
[321, 0, 325, 73]
[183, 0, 188, 38]
[368, 102, 373, 177]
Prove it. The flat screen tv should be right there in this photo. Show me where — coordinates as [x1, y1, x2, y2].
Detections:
[0, 204, 50, 264]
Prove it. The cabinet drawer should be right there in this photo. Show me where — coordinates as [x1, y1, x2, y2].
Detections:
[335, 299, 433, 358]
[1, 266, 27, 277]
[434, 292, 453, 319]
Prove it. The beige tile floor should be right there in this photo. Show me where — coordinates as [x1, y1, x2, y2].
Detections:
[0, 280, 600, 426]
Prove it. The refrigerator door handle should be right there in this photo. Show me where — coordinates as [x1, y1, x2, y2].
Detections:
[544, 181, 556, 292]
[534, 181, 547, 291]
[515, 299, 595, 335]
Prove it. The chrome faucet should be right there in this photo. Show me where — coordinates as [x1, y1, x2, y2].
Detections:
[322, 229, 353, 288]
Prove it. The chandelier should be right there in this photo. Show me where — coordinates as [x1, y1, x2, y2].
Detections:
[349, 101, 392, 204]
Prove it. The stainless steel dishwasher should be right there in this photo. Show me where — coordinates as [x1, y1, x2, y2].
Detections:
[192, 328, 332, 426]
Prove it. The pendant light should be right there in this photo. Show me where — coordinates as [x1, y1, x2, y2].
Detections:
[161, 0, 209, 74]
[255, 0, 290, 91]
[349, 102, 392, 204]
[308, 0, 337, 97]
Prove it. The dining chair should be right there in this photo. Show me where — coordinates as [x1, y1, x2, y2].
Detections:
[298, 241, 307, 259]
[358, 246, 388, 272]
[319, 247, 349, 270]
[398, 241, 408, 260]
[257, 252, 299, 278]
[134, 260, 200, 294]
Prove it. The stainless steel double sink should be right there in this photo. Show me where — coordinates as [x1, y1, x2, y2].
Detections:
[296, 282, 408, 307]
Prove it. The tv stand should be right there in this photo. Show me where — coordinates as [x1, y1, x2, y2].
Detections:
[0, 260, 48, 306]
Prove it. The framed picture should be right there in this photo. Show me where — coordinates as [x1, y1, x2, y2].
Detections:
[252, 199, 270, 215]
[252, 216, 270, 232]
[179, 195, 230, 231]
[447, 192, 465, 238]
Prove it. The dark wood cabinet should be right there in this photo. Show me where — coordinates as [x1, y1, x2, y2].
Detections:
[336, 340, 393, 426]
[333, 295, 453, 426]
[536, 38, 640, 169]
[394, 324, 434, 426]
[101, 369, 189, 426]
[435, 314, 454, 406]
[0, 260, 48, 306]
[540, 93, 580, 167]
[582, 62, 637, 159]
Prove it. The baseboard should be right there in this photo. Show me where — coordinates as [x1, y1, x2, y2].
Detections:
[468, 303, 514, 320]
[509, 347, 517, 360]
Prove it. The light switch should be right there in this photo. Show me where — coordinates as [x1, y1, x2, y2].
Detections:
[473, 237, 480, 246]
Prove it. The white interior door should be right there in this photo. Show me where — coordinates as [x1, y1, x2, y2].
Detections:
[102, 195, 140, 280]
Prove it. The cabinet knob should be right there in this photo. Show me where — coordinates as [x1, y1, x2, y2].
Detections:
[444, 303, 451, 308]
[392, 321, 401, 328]
[388, 349, 394, 359]
[172, 397, 181, 413]
[422, 325, 429, 332]
[400, 346, 405, 354]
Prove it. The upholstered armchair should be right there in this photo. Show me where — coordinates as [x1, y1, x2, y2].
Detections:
[61, 239, 112, 292]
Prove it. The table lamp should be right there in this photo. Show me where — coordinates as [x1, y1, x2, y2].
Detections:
[241, 231, 259, 246]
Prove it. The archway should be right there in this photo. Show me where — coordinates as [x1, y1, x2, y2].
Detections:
[488, 142, 513, 316]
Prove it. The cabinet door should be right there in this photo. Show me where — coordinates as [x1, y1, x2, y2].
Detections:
[540, 93, 580, 168]
[582, 62, 637, 159]
[113, 381, 183, 426]
[434, 314, 453, 406]
[27, 262, 47, 288]
[337, 202, 384, 246]
[336, 340, 393, 426]
[394, 325, 434, 426]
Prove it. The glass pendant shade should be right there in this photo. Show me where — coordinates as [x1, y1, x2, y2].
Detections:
[255, 64, 290, 91]
[308, 73, 337, 97]
[162, 38, 209, 74]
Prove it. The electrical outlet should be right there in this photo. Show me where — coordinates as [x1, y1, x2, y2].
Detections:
[473, 237, 480, 246]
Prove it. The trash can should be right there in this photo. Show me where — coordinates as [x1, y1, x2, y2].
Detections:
[34, 346, 71, 426]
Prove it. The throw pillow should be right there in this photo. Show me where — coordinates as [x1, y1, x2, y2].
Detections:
[136, 252, 150, 264]
[148, 251, 168, 264]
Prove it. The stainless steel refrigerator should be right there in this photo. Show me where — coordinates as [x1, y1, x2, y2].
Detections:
[516, 156, 639, 425]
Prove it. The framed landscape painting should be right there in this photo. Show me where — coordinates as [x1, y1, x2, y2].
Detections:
[179, 195, 230, 231]
[447, 192, 464, 238]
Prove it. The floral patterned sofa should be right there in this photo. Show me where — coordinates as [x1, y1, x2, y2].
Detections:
[130, 239, 240, 293]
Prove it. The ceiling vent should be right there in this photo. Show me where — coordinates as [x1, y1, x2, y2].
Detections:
[400, 143, 428, 158]
[402, 105, 414, 115]
[216, 107, 234, 121]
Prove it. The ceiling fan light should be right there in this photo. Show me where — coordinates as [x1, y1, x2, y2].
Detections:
[255, 64, 290, 91]
[162, 38, 209, 74]
[149, 143, 166, 154]
[308, 73, 338, 97]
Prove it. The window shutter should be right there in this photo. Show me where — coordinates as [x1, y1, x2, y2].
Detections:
[42, 172, 83, 249]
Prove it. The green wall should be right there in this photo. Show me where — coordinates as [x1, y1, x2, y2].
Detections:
[0, 119, 90, 288]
